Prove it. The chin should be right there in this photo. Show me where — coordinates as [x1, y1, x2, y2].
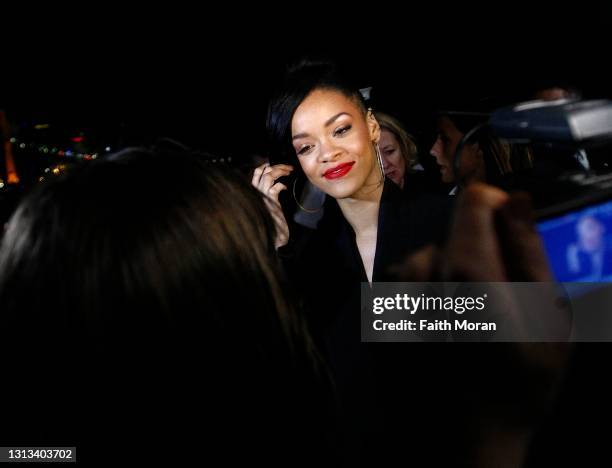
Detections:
[317, 180, 362, 200]
[325, 186, 360, 200]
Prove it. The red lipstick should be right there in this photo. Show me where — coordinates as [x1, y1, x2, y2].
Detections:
[323, 162, 355, 180]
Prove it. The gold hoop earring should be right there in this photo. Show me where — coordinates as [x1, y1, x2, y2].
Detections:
[375, 143, 385, 182]
[293, 177, 323, 213]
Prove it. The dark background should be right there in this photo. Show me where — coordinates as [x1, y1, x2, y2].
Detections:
[2, 4, 612, 465]
[4, 3, 612, 159]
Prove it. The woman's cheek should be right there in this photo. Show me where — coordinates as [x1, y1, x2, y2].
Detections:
[301, 158, 322, 186]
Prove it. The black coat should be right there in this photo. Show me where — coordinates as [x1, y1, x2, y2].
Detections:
[281, 179, 458, 465]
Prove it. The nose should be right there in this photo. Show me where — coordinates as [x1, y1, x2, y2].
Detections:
[430, 137, 442, 160]
[318, 139, 342, 163]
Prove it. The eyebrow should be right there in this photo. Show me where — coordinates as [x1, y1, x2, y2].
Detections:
[292, 112, 352, 141]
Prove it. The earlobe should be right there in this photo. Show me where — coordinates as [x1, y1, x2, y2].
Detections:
[367, 110, 381, 143]
[373, 128, 381, 144]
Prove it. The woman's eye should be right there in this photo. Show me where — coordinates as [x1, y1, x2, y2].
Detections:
[297, 145, 313, 156]
[334, 125, 351, 137]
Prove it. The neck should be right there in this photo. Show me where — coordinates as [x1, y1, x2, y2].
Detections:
[337, 181, 383, 236]
[458, 166, 486, 188]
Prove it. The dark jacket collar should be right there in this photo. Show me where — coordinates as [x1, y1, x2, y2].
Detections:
[321, 179, 409, 282]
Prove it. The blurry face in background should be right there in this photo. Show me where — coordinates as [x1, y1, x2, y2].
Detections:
[291, 89, 381, 200]
[577, 216, 605, 252]
[379, 129, 406, 189]
[430, 116, 483, 185]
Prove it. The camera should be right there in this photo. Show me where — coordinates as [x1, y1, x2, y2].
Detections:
[489, 98, 612, 283]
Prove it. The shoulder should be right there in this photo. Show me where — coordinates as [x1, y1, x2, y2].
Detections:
[398, 191, 455, 246]
[284, 201, 348, 271]
[377, 181, 453, 260]
[383, 177, 453, 215]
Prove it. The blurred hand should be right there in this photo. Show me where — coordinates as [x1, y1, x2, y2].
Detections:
[444, 183, 552, 282]
[396, 183, 569, 339]
[393, 183, 571, 467]
[393, 183, 552, 282]
[251, 163, 293, 249]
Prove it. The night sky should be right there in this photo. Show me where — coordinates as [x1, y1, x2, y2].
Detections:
[5, 4, 611, 161]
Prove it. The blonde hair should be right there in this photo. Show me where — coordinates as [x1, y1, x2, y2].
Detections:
[375, 112, 419, 170]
